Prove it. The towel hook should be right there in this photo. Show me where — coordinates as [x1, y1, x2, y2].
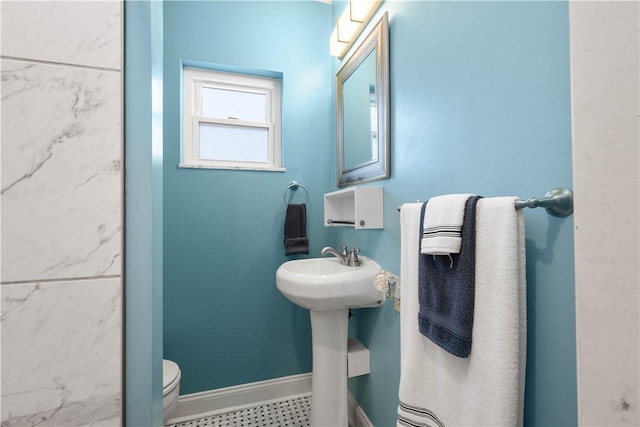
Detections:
[283, 181, 310, 206]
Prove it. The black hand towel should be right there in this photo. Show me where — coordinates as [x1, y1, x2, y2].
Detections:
[284, 203, 309, 255]
[418, 196, 481, 358]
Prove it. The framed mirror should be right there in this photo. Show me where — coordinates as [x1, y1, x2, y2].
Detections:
[336, 12, 389, 187]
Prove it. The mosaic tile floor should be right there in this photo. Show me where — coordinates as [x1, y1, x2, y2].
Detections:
[168, 395, 311, 427]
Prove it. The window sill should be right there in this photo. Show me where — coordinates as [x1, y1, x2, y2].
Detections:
[178, 163, 286, 172]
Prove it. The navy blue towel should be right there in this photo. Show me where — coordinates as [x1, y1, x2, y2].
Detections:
[418, 196, 481, 358]
[284, 203, 309, 256]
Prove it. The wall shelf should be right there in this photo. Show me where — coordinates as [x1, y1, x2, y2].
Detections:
[324, 187, 383, 229]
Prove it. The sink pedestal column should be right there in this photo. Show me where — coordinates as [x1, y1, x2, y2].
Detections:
[309, 308, 349, 427]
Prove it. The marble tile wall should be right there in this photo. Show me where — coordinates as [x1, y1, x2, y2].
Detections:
[570, 2, 640, 424]
[1, 1, 122, 70]
[1, 279, 122, 426]
[1, 1, 123, 426]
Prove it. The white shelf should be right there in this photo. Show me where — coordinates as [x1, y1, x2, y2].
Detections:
[347, 338, 370, 378]
[324, 187, 383, 229]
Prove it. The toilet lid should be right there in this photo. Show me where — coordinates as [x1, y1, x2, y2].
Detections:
[163, 359, 181, 395]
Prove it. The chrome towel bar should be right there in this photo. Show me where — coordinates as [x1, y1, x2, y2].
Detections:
[397, 187, 573, 217]
[514, 187, 573, 217]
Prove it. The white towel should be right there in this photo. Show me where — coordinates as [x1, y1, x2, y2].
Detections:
[421, 194, 474, 255]
[398, 198, 526, 427]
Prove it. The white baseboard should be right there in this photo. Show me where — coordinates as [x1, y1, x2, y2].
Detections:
[170, 373, 312, 423]
[348, 392, 374, 427]
[169, 372, 373, 427]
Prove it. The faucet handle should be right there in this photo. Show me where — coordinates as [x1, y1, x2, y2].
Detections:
[348, 248, 361, 266]
[339, 244, 349, 256]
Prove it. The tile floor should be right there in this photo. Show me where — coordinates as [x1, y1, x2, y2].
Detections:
[168, 395, 311, 427]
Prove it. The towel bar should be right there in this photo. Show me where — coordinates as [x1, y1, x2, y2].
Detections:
[513, 187, 573, 217]
[326, 219, 356, 225]
[397, 187, 573, 217]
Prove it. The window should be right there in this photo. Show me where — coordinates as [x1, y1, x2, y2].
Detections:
[182, 67, 284, 171]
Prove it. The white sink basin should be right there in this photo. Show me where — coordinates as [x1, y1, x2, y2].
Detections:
[276, 256, 384, 311]
[276, 253, 385, 425]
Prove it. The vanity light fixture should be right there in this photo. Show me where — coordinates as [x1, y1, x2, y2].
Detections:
[330, 0, 382, 59]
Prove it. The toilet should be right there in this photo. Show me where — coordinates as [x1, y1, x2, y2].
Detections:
[163, 359, 181, 425]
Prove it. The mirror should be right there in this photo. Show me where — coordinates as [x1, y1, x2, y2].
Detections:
[336, 12, 389, 187]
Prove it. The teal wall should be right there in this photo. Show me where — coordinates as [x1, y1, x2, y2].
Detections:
[158, 1, 576, 425]
[331, 1, 577, 426]
[162, 0, 333, 393]
[125, 1, 164, 425]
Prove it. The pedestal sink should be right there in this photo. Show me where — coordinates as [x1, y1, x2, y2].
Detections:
[275, 255, 384, 427]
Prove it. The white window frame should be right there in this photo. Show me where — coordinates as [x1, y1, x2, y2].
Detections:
[181, 67, 284, 171]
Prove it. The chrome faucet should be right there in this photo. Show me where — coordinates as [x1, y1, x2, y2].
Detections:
[321, 245, 361, 267]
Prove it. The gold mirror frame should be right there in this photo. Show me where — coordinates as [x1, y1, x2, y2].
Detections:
[336, 12, 389, 187]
